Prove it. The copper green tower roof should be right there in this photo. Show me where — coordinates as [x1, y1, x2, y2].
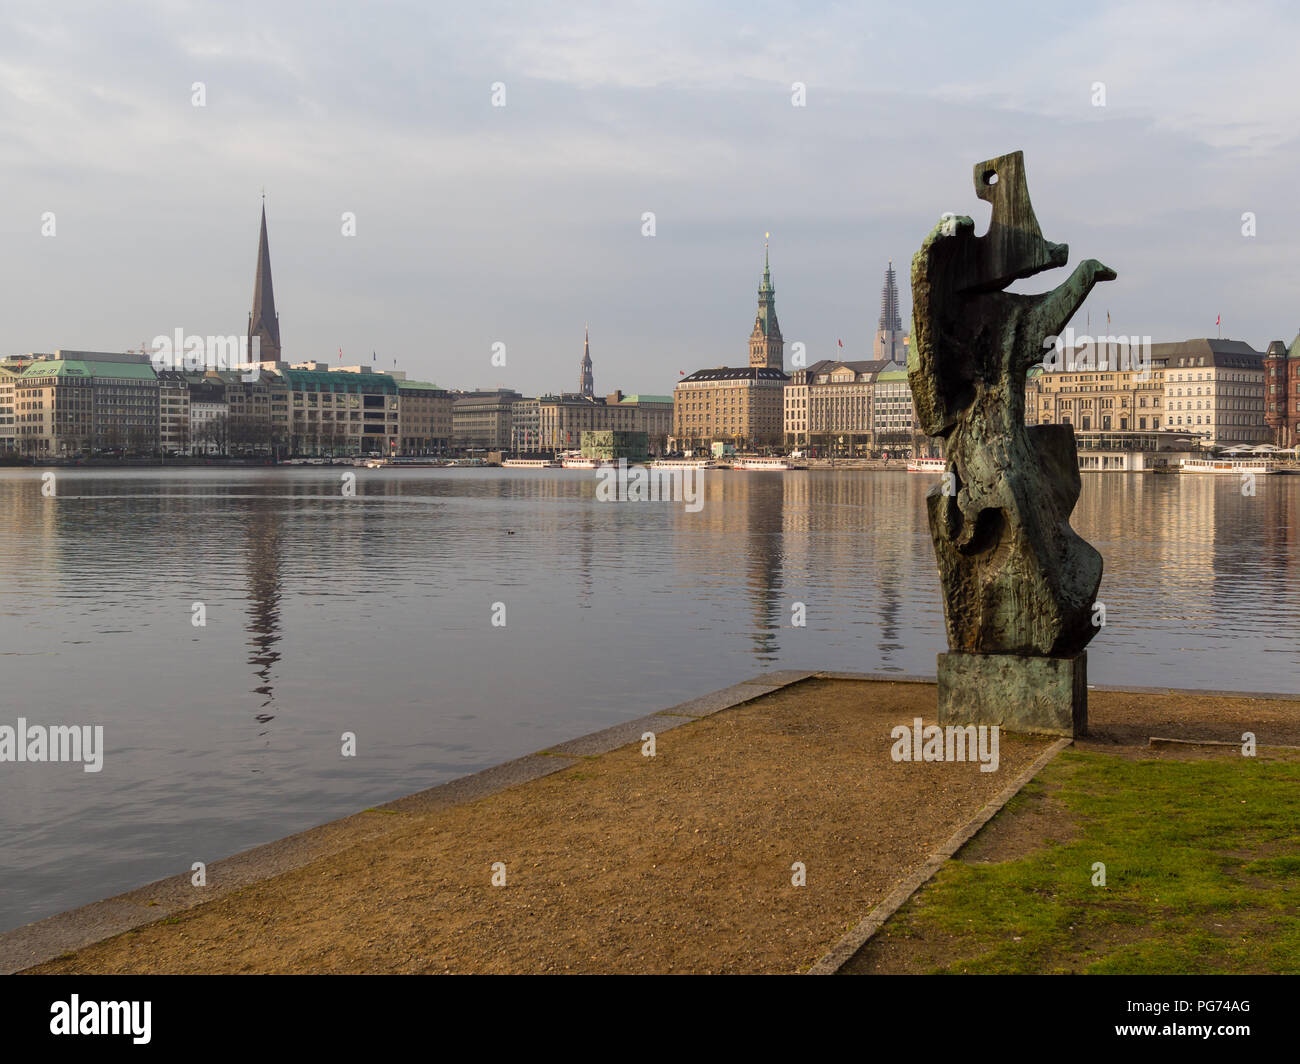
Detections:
[754, 238, 780, 339]
[747, 236, 784, 369]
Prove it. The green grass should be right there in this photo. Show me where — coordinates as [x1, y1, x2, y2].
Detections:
[881, 751, 1300, 974]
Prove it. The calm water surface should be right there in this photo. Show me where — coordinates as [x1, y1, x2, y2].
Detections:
[1, 467, 1297, 931]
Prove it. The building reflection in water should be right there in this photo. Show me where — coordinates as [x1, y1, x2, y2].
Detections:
[740, 475, 785, 661]
[244, 485, 284, 729]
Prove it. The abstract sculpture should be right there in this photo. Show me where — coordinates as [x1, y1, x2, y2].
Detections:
[908, 151, 1112, 736]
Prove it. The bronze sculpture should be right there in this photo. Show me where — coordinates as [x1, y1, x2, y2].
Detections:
[908, 151, 1113, 735]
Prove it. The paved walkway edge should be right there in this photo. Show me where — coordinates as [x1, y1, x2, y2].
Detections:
[0, 670, 819, 974]
[806, 736, 1074, 975]
[8, 673, 1287, 974]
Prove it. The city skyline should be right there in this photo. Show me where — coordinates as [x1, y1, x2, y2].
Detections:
[8, 196, 1296, 406]
[1, 3, 1299, 397]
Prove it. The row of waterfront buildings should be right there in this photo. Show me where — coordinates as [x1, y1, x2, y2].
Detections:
[4, 203, 1299, 460]
[668, 249, 1300, 456]
[0, 208, 672, 460]
[8, 329, 1293, 460]
[0, 350, 674, 459]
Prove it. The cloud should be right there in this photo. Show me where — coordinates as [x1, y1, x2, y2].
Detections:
[0, 0, 1296, 396]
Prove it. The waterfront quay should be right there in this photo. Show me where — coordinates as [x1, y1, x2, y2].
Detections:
[7, 674, 1297, 976]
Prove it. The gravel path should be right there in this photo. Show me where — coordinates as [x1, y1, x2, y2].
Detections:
[26, 679, 1052, 974]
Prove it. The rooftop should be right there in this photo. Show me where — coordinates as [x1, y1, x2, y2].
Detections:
[679, 366, 790, 383]
[283, 369, 398, 392]
[19, 358, 157, 381]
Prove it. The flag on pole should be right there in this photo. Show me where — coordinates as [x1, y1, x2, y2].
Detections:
[679, 370, 685, 376]
[1216, 314, 1221, 326]
[837, 339, 843, 348]
[1106, 311, 1111, 326]
[338, 347, 342, 361]
[372, 351, 377, 362]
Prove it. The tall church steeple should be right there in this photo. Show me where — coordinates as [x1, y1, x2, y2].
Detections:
[873, 260, 905, 363]
[248, 199, 281, 363]
[579, 325, 594, 397]
[878, 260, 902, 334]
[749, 235, 783, 369]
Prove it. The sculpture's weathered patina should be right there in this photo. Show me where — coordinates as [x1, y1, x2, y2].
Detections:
[908, 151, 1112, 735]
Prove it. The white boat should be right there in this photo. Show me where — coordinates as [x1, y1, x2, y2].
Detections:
[650, 458, 714, 470]
[730, 457, 795, 471]
[907, 458, 946, 473]
[561, 456, 602, 469]
[501, 458, 559, 469]
[1179, 458, 1277, 475]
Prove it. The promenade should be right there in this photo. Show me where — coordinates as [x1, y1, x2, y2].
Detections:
[8, 675, 1299, 975]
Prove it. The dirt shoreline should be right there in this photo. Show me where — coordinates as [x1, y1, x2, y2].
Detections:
[21, 679, 1299, 975]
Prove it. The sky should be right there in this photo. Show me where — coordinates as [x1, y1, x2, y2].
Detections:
[1, 0, 1298, 396]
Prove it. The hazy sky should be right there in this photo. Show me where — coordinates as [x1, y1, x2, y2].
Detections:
[1, 1, 1297, 395]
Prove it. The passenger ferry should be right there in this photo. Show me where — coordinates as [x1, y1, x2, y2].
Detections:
[650, 457, 714, 470]
[501, 458, 559, 469]
[560, 456, 603, 469]
[730, 456, 795, 471]
[1179, 458, 1277, 475]
[907, 458, 946, 474]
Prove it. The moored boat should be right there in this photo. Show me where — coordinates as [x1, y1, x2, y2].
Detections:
[501, 458, 559, 468]
[730, 456, 795, 471]
[906, 458, 946, 473]
[1179, 458, 1277, 475]
[650, 457, 714, 470]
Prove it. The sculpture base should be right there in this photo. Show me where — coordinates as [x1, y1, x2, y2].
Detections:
[937, 651, 1087, 737]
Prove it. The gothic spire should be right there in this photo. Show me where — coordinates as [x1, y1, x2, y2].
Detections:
[878, 260, 902, 334]
[248, 200, 281, 362]
[579, 324, 594, 397]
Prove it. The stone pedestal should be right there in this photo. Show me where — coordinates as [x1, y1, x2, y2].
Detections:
[937, 651, 1087, 737]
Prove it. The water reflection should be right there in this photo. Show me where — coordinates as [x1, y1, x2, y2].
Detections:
[244, 488, 283, 727]
[0, 467, 1297, 934]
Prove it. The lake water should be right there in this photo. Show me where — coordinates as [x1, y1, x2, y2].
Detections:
[1, 467, 1297, 931]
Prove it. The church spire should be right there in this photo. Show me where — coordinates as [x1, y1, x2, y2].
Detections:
[579, 324, 594, 397]
[749, 235, 783, 369]
[872, 259, 905, 363]
[248, 199, 281, 363]
[878, 260, 902, 334]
